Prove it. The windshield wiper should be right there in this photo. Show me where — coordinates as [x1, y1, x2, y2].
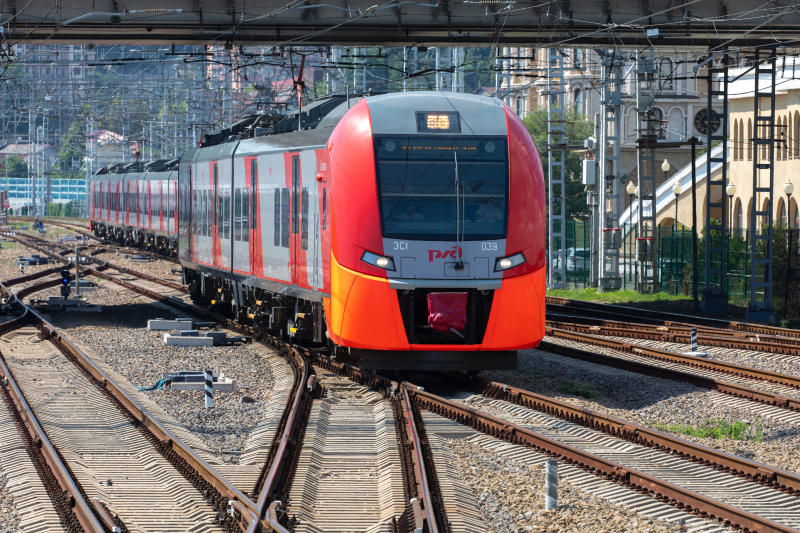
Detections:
[454, 151, 465, 270]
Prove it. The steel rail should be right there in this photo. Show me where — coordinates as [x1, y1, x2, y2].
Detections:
[254, 347, 309, 531]
[546, 326, 800, 390]
[400, 383, 440, 533]
[481, 381, 800, 494]
[547, 315, 800, 357]
[0, 312, 105, 533]
[411, 387, 796, 533]
[548, 313, 800, 349]
[538, 338, 800, 412]
[546, 297, 800, 340]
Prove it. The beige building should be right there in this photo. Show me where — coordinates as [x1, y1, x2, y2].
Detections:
[648, 63, 800, 234]
[499, 47, 719, 206]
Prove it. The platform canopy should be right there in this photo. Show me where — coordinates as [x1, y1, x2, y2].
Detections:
[2, 0, 800, 46]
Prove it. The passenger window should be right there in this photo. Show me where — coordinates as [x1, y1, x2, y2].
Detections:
[301, 188, 309, 250]
[281, 188, 290, 248]
[242, 188, 249, 242]
[274, 188, 280, 246]
[223, 189, 231, 239]
[234, 189, 241, 241]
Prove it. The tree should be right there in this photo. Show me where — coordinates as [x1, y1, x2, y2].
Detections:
[523, 108, 593, 218]
[54, 116, 86, 179]
[3, 155, 28, 177]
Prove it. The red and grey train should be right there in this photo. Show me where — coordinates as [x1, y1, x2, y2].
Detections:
[89, 159, 179, 254]
[89, 92, 546, 370]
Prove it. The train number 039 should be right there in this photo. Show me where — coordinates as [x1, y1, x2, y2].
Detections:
[481, 241, 498, 251]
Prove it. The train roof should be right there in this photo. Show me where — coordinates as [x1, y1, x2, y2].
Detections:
[200, 91, 505, 149]
[93, 158, 178, 176]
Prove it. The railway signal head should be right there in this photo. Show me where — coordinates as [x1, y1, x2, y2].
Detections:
[60, 268, 71, 298]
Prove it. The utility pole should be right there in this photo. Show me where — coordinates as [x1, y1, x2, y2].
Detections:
[701, 49, 731, 315]
[598, 50, 623, 290]
[547, 48, 567, 288]
[748, 47, 777, 323]
[635, 50, 659, 293]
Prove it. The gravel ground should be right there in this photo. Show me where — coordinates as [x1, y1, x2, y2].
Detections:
[39, 281, 284, 464]
[94, 250, 182, 281]
[481, 347, 800, 474]
[0, 470, 20, 533]
[0, 236, 59, 283]
[446, 438, 685, 533]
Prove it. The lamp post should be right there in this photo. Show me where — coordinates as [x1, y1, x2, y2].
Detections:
[785, 179, 795, 322]
[661, 158, 671, 182]
[626, 180, 636, 286]
[726, 182, 737, 236]
[672, 182, 682, 232]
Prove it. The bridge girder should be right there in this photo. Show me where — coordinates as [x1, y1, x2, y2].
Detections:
[2, 0, 800, 46]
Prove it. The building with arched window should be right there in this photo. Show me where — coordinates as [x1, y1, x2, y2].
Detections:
[726, 62, 800, 235]
[499, 48, 720, 210]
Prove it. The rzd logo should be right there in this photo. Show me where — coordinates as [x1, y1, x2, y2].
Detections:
[428, 246, 462, 262]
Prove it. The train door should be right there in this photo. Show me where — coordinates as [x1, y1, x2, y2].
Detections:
[159, 179, 165, 232]
[247, 157, 258, 274]
[125, 181, 130, 225]
[290, 154, 300, 285]
[211, 161, 221, 267]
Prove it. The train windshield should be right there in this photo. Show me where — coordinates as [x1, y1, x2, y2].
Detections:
[375, 136, 508, 241]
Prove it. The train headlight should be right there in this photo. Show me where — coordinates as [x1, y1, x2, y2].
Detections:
[361, 250, 396, 271]
[494, 252, 526, 272]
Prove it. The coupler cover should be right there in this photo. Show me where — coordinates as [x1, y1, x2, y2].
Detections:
[427, 292, 467, 333]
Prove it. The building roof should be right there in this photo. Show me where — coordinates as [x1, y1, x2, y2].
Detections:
[0, 143, 54, 159]
[87, 129, 125, 144]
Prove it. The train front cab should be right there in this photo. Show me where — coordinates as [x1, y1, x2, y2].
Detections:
[324, 93, 546, 371]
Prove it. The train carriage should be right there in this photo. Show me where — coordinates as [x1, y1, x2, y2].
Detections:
[89, 160, 178, 254]
[177, 91, 545, 370]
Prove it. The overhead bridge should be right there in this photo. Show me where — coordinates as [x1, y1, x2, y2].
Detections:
[3, 0, 800, 45]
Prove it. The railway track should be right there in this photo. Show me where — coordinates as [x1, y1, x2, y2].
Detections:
[548, 311, 800, 357]
[547, 297, 800, 343]
[313, 355, 800, 532]
[9, 227, 800, 531]
[6, 230, 444, 532]
[540, 330, 800, 420]
[0, 289, 259, 531]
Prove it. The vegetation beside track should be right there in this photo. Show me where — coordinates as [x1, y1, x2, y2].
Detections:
[655, 419, 764, 442]
[547, 287, 691, 305]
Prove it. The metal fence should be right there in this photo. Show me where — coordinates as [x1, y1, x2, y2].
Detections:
[554, 220, 800, 318]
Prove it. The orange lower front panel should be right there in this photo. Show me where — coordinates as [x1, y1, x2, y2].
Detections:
[326, 255, 546, 351]
[327, 254, 410, 350]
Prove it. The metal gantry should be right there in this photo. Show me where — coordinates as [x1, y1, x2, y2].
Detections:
[702, 49, 731, 314]
[435, 47, 454, 91]
[749, 47, 778, 322]
[598, 50, 623, 290]
[636, 50, 659, 292]
[547, 48, 567, 288]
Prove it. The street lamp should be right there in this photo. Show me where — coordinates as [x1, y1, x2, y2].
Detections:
[626, 180, 636, 208]
[672, 182, 682, 232]
[661, 158, 671, 179]
[784, 179, 794, 322]
[626, 180, 637, 286]
[726, 182, 737, 235]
